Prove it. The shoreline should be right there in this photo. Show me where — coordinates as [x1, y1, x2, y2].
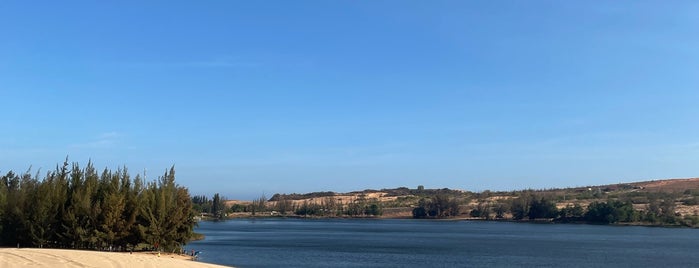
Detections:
[210, 214, 695, 229]
[0, 248, 233, 268]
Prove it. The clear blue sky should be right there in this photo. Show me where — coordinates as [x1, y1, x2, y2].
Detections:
[1, 1, 698, 200]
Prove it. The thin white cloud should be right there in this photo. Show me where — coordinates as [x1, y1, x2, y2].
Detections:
[69, 132, 121, 149]
[111, 56, 264, 69]
[187, 56, 264, 68]
[109, 54, 314, 70]
[97, 131, 120, 139]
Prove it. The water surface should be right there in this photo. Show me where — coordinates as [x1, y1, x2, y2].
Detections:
[188, 218, 699, 267]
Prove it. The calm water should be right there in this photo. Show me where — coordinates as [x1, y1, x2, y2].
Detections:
[187, 218, 699, 267]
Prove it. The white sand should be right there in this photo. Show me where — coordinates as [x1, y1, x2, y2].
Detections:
[0, 248, 232, 268]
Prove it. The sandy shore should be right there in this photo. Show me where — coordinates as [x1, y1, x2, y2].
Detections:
[0, 248, 232, 268]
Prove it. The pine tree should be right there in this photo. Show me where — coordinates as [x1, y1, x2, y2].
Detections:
[212, 193, 221, 218]
[99, 169, 127, 249]
[0, 160, 196, 251]
[123, 174, 145, 251]
[1, 171, 28, 245]
[26, 171, 52, 248]
[0, 172, 8, 236]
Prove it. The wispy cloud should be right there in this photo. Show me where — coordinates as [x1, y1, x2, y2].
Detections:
[110, 56, 265, 70]
[219, 143, 415, 167]
[97, 131, 119, 140]
[70, 131, 121, 149]
[186, 56, 264, 68]
[684, 142, 699, 149]
[110, 54, 314, 70]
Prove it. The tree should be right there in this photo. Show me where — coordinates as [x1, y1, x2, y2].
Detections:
[212, 193, 223, 219]
[251, 194, 267, 216]
[0, 172, 6, 236]
[511, 195, 531, 220]
[321, 196, 338, 215]
[274, 195, 292, 215]
[528, 197, 558, 219]
[365, 203, 383, 216]
[412, 198, 429, 218]
[26, 171, 53, 248]
[1, 160, 196, 251]
[494, 203, 508, 219]
[411, 195, 460, 218]
[97, 169, 128, 249]
[559, 203, 584, 219]
[584, 201, 636, 224]
[470, 201, 491, 219]
[585, 201, 616, 224]
[1, 171, 30, 246]
[123, 174, 145, 251]
[430, 194, 460, 217]
[345, 198, 363, 216]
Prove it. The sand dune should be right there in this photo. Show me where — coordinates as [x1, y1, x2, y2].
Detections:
[0, 248, 231, 268]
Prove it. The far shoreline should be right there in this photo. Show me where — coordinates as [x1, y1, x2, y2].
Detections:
[199, 214, 696, 229]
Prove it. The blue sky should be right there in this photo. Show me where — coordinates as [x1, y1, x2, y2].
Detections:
[1, 1, 698, 199]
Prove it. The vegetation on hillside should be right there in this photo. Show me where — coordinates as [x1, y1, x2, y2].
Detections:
[198, 192, 385, 218]
[464, 187, 698, 226]
[196, 180, 699, 228]
[0, 160, 196, 252]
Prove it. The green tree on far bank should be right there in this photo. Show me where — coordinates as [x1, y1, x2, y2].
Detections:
[211, 193, 224, 219]
[528, 197, 558, 219]
[412, 194, 460, 218]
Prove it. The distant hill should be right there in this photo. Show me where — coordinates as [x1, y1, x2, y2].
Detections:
[260, 177, 699, 205]
[215, 177, 699, 227]
[268, 187, 465, 201]
[626, 178, 699, 192]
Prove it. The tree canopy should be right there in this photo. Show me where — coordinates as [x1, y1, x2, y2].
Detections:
[0, 160, 195, 252]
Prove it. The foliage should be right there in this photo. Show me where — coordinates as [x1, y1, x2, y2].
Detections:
[412, 194, 460, 218]
[251, 194, 267, 216]
[0, 160, 195, 252]
[212, 193, 224, 218]
[292, 196, 383, 217]
[584, 201, 636, 224]
[510, 195, 531, 220]
[191, 195, 212, 214]
[493, 203, 508, 219]
[470, 201, 491, 219]
[527, 197, 558, 219]
[558, 204, 584, 219]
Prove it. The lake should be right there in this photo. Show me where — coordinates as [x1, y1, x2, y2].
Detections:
[187, 218, 699, 267]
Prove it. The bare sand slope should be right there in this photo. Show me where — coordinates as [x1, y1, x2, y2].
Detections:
[0, 248, 231, 268]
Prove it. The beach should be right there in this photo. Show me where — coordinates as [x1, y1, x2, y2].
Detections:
[0, 248, 231, 268]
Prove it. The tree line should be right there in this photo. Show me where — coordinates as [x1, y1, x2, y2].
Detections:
[192, 193, 225, 219]
[197, 194, 384, 217]
[190, 185, 697, 228]
[292, 196, 383, 217]
[469, 194, 689, 226]
[407, 190, 690, 226]
[412, 194, 461, 218]
[269, 193, 384, 217]
[0, 160, 195, 252]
